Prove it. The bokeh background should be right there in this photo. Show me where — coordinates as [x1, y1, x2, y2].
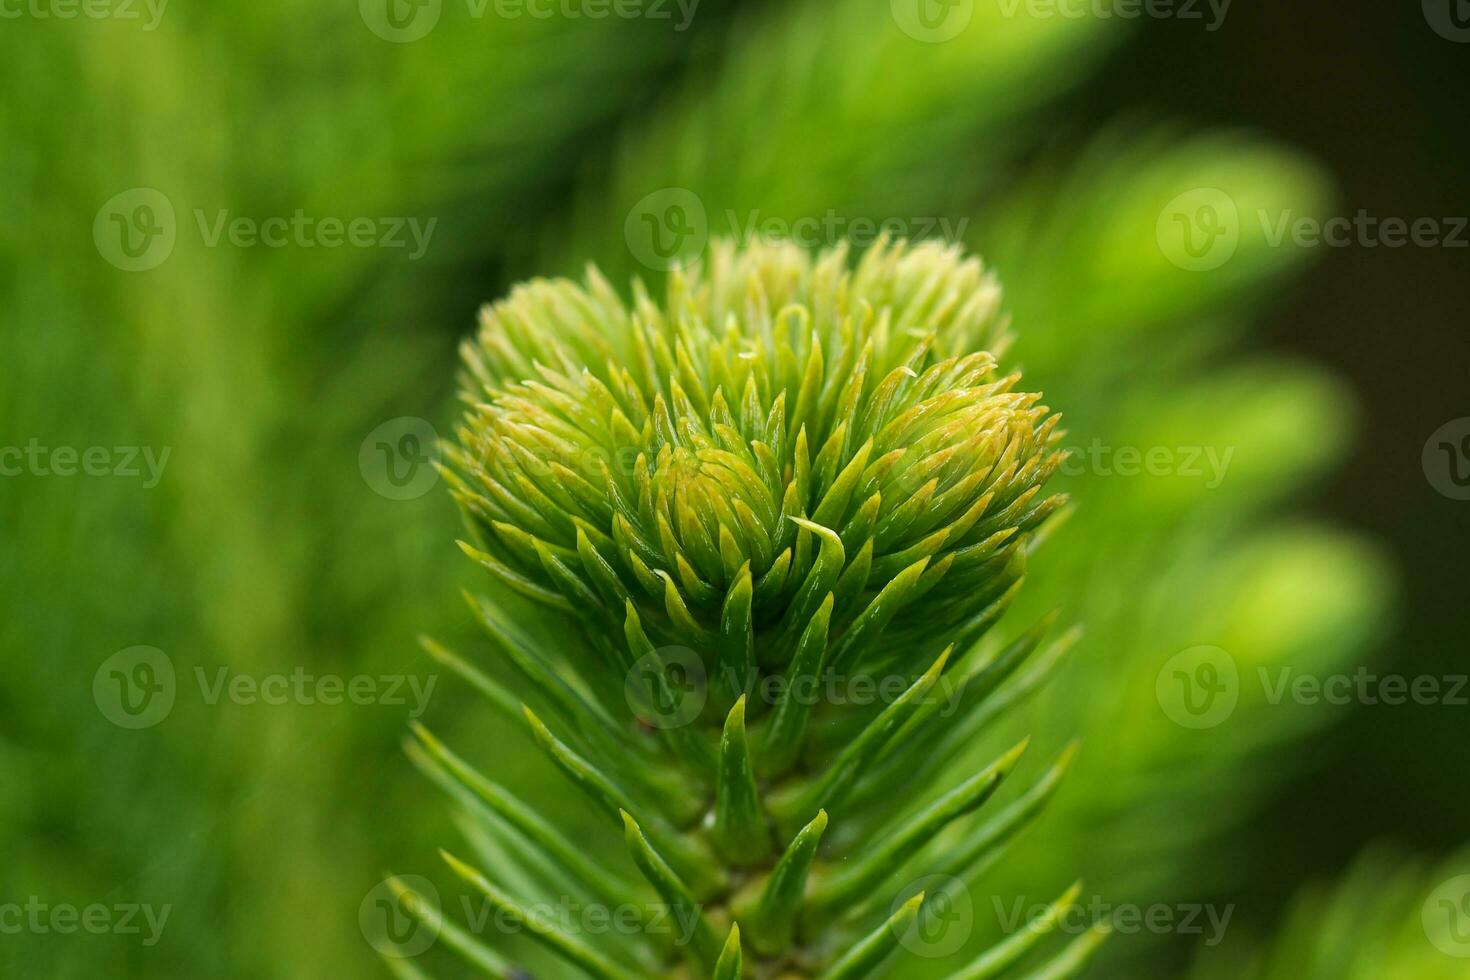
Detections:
[2, 0, 1466, 976]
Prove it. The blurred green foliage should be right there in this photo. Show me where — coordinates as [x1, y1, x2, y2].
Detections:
[1191, 849, 1470, 980]
[0, 1, 1445, 977]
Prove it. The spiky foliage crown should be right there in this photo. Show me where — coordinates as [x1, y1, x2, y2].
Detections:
[399, 240, 1102, 979]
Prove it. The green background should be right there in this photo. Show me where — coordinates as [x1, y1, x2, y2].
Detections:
[2, 0, 1466, 976]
